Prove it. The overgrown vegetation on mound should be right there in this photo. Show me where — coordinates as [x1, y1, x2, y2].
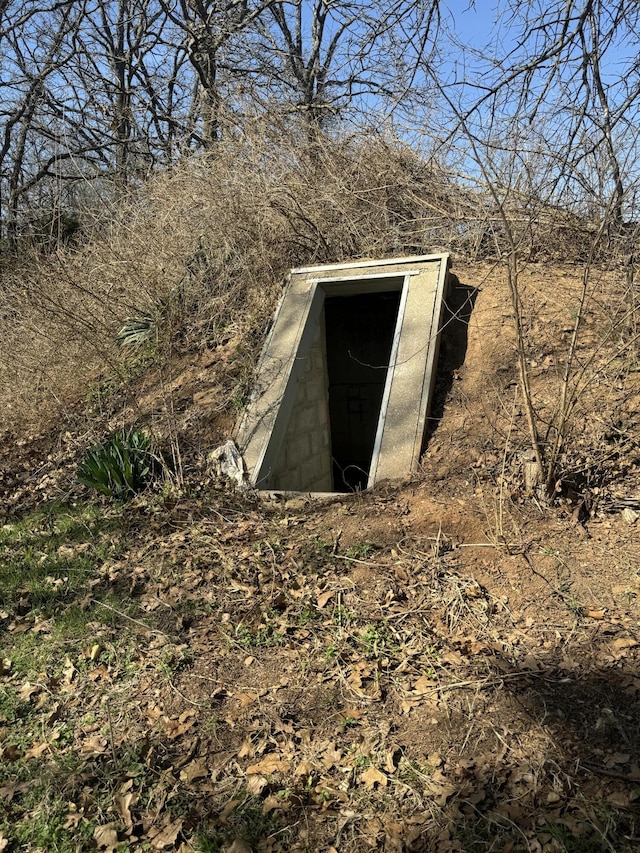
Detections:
[2, 2, 640, 850]
[0, 131, 459, 434]
[1, 127, 638, 509]
[0, 124, 639, 852]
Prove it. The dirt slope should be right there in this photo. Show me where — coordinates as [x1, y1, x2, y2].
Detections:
[1, 259, 639, 852]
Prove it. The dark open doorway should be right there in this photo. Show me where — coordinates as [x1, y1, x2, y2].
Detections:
[324, 290, 402, 491]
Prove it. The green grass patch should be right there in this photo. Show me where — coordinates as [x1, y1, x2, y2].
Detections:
[0, 739, 156, 852]
[0, 499, 126, 618]
[2, 782, 95, 853]
[193, 795, 283, 852]
[345, 541, 375, 559]
[234, 617, 284, 648]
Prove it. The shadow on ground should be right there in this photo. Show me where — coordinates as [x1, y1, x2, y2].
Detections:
[424, 275, 479, 450]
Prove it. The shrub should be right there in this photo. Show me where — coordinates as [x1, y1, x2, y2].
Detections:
[115, 316, 156, 349]
[77, 429, 157, 499]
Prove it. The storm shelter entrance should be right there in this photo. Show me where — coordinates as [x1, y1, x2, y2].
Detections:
[236, 254, 451, 494]
[324, 290, 401, 491]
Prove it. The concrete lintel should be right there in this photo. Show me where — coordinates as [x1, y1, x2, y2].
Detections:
[292, 253, 449, 275]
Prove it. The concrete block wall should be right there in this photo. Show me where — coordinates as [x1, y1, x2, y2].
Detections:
[268, 319, 333, 491]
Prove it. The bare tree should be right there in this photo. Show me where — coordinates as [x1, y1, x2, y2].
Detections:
[414, 0, 640, 496]
[445, 1, 640, 228]
[251, 0, 441, 131]
[0, 0, 85, 245]
[159, 0, 273, 146]
[0, 0, 198, 240]
[0, 0, 442, 237]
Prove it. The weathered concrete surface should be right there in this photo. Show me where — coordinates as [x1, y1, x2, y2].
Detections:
[267, 319, 332, 491]
[235, 254, 450, 491]
[368, 258, 447, 483]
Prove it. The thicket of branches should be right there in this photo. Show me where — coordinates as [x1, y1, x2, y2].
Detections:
[0, 128, 465, 430]
[0, 0, 440, 245]
[424, 0, 640, 496]
[1, 0, 639, 499]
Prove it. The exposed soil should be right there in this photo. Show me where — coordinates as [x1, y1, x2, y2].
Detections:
[1, 260, 639, 851]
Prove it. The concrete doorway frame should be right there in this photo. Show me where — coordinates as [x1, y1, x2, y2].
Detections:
[236, 253, 451, 493]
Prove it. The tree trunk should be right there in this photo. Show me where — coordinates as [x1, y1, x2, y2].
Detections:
[114, 0, 131, 196]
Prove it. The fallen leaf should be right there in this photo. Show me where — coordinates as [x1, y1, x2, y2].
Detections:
[81, 735, 108, 755]
[317, 591, 334, 609]
[180, 758, 209, 784]
[246, 755, 291, 775]
[0, 781, 32, 802]
[585, 608, 606, 619]
[360, 766, 387, 789]
[0, 744, 21, 761]
[45, 704, 61, 725]
[94, 824, 119, 851]
[413, 675, 436, 694]
[426, 753, 443, 768]
[465, 583, 483, 599]
[341, 708, 365, 721]
[64, 812, 84, 829]
[116, 792, 137, 831]
[295, 759, 314, 777]
[57, 545, 76, 559]
[321, 744, 342, 769]
[0, 659, 11, 675]
[262, 794, 286, 813]
[0, 834, 7, 852]
[62, 656, 76, 687]
[89, 664, 111, 682]
[219, 799, 241, 823]
[24, 740, 49, 760]
[468, 788, 486, 804]
[608, 789, 631, 808]
[606, 752, 631, 767]
[151, 818, 183, 849]
[234, 692, 259, 709]
[611, 637, 638, 650]
[426, 781, 457, 805]
[394, 565, 408, 582]
[464, 638, 490, 654]
[383, 749, 399, 773]
[237, 739, 254, 759]
[313, 781, 349, 806]
[17, 682, 41, 701]
[246, 775, 268, 796]
[163, 710, 196, 739]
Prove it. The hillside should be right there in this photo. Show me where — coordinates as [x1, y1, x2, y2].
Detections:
[1, 140, 640, 851]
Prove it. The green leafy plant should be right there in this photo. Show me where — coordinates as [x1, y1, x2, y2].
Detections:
[77, 429, 158, 499]
[115, 316, 156, 348]
[346, 541, 375, 559]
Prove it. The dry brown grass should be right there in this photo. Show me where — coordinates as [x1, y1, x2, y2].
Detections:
[1, 124, 638, 510]
[0, 127, 463, 435]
